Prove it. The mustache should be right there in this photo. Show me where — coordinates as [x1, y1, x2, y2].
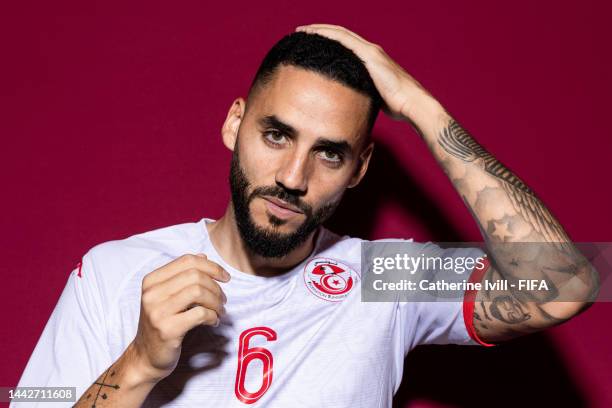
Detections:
[249, 185, 312, 216]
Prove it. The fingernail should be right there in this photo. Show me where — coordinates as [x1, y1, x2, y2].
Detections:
[223, 270, 231, 281]
[213, 318, 220, 327]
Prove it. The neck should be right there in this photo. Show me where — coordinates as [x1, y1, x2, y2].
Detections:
[205, 202, 319, 277]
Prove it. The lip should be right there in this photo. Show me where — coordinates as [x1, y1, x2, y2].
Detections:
[262, 196, 303, 217]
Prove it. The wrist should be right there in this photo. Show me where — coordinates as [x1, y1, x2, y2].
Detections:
[122, 342, 166, 387]
[399, 87, 449, 138]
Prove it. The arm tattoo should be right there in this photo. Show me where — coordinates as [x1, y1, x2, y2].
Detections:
[92, 366, 120, 405]
[74, 365, 120, 407]
[489, 295, 531, 324]
[439, 119, 570, 247]
[434, 118, 598, 340]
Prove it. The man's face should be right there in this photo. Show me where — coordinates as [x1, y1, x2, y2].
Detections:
[224, 65, 373, 258]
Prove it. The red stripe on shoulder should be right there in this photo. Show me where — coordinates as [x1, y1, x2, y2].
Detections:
[76, 260, 83, 278]
[462, 255, 495, 347]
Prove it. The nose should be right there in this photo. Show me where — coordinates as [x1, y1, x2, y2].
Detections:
[275, 150, 309, 196]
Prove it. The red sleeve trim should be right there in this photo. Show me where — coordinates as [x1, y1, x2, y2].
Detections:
[76, 260, 83, 278]
[462, 255, 496, 347]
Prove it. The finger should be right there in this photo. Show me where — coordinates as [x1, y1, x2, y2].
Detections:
[144, 253, 230, 289]
[167, 306, 220, 335]
[146, 267, 227, 305]
[296, 25, 355, 42]
[296, 24, 371, 44]
[164, 283, 226, 318]
[297, 23, 345, 31]
[297, 23, 349, 32]
[295, 25, 372, 55]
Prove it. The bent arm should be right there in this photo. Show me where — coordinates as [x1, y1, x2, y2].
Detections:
[401, 91, 600, 343]
[288, 23, 600, 343]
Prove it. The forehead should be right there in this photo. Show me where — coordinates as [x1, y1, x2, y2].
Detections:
[249, 65, 371, 143]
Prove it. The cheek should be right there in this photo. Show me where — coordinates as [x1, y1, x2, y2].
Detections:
[240, 141, 279, 184]
[309, 172, 350, 206]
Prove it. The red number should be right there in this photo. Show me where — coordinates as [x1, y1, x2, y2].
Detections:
[234, 326, 277, 404]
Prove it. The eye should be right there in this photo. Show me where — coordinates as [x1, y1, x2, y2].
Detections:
[263, 130, 288, 146]
[317, 149, 342, 164]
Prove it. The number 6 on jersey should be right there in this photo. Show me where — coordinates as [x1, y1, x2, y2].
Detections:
[234, 326, 277, 404]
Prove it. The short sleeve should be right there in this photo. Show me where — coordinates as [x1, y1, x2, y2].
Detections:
[12, 249, 113, 406]
[395, 242, 495, 353]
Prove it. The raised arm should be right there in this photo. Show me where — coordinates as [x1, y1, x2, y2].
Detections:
[412, 111, 599, 343]
[295, 23, 599, 343]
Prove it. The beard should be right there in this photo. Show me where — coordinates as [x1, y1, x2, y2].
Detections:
[228, 146, 340, 258]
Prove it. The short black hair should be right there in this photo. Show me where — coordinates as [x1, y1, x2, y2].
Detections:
[247, 31, 382, 139]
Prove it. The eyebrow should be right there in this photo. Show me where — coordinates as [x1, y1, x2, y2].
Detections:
[259, 115, 297, 136]
[312, 138, 352, 158]
[258, 114, 354, 158]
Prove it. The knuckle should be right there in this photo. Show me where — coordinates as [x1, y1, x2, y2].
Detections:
[142, 274, 153, 289]
[189, 284, 206, 298]
[195, 306, 208, 321]
[202, 310, 218, 325]
[209, 281, 222, 298]
[180, 253, 198, 265]
[200, 277, 216, 296]
[141, 290, 154, 306]
[371, 43, 385, 56]
[186, 268, 201, 281]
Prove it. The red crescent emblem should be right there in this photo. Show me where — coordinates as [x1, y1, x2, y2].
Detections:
[314, 275, 353, 295]
[304, 258, 357, 302]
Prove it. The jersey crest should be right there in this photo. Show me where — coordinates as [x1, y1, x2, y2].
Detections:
[303, 257, 356, 302]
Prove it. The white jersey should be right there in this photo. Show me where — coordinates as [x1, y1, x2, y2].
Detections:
[14, 217, 491, 407]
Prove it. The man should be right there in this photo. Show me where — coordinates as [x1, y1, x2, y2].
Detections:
[14, 24, 598, 407]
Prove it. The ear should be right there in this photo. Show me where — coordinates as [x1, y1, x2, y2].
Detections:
[221, 97, 246, 151]
[347, 140, 374, 189]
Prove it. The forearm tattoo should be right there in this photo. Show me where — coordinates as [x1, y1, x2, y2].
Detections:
[73, 365, 120, 407]
[439, 119, 570, 246]
[436, 118, 598, 339]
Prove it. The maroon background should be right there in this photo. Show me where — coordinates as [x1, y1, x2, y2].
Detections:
[1, 1, 611, 407]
